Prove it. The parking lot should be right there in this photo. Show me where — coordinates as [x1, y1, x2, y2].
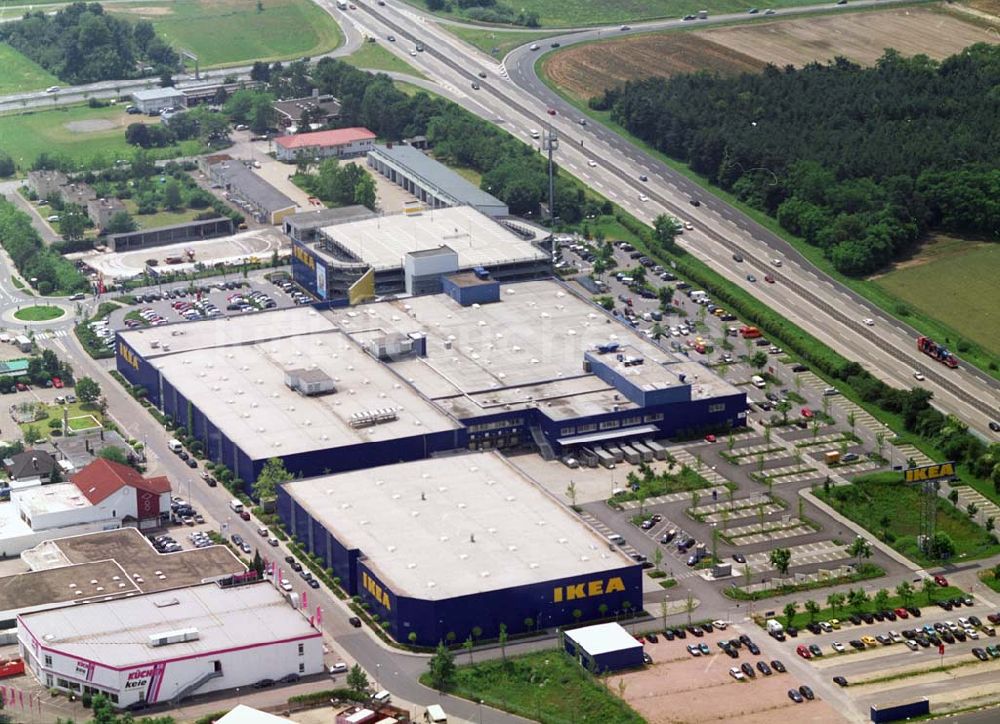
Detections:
[87, 274, 314, 352]
[618, 621, 842, 723]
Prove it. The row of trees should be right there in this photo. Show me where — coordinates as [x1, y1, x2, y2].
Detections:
[125, 105, 230, 149]
[781, 578, 942, 626]
[0, 3, 178, 84]
[424, 0, 540, 26]
[0, 198, 87, 294]
[598, 45, 1000, 275]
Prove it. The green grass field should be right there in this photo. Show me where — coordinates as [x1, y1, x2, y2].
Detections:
[19, 400, 103, 438]
[0, 104, 201, 169]
[406, 0, 821, 27]
[112, 0, 342, 68]
[342, 42, 425, 78]
[13, 305, 64, 322]
[122, 200, 204, 230]
[871, 238, 1000, 358]
[0, 44, 59, 95]
[817, 472, 1000, 565]
[421, 650, 644, 724]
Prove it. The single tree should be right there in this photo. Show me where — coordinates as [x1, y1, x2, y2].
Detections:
[895, 581, 914, 608]
[565, 480, 577, 507]
[872, 588, 890, 612]
[848, 588, 869, 613]
[783, 601, 798, 627]
[769, 547, 791, 576]
[498, 623, 508, 663]
[827, 592, 845, 616]
[346, 663, 369, 694]
[75, 376, 102, 403]
[253, 456, 291, 501]
[684, 592, 695, 625]
[462, 635, 474, 665]
[804, 599, 820, 622]
[847, 536, 872, 568]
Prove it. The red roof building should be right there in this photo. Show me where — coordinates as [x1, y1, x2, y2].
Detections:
[72, 459, 171, 526]
[274, 127, 376, 162]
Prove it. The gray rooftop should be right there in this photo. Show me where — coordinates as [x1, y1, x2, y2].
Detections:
[132, 87, 185, 101]
[314, 206, 547, 272]
[283, 452, 635, 599]
[18, 582, 317, 669]
[120, 309, 457, 459]
[210, 161, 297, 214]
[369, 144, 506, 210]
[284, 205, 376, 230]
[329, 280, 741, 419]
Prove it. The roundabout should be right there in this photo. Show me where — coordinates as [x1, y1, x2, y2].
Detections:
[13, 305, 66, 323]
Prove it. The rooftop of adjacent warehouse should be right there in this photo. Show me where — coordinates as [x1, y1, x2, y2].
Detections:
[151, 328, 457, 459]
[314, 206, 547, 272]
[118, 306, 337, 359]
[330, 280, 740, 418]
[18, 581, 317, 669]
[283, 452, 636, 600]
[0, 529, 244, 615]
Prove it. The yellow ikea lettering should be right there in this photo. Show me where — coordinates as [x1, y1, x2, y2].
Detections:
[904, 462, 954, 483]
[119, 342, 139, 371]
[362, 571, 391, 610]
[553, 576, 626, 603]
[293, 245, 315, 270]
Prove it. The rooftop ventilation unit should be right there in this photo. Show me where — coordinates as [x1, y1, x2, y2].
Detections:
[284, 368, 336, 396]
[148, 627, 199, 647]
[349, 408, 399, 428]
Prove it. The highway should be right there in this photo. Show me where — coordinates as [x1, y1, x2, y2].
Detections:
[321, 0, 1000, 441]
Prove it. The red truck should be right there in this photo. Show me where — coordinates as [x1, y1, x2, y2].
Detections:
[739, 325, 762, 339]
[917, 336, 958, 368]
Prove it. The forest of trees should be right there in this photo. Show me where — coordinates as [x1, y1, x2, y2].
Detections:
[594, 44, 1000, 276]
[0, 198, 88, 295]
[0, 3, 178, 84]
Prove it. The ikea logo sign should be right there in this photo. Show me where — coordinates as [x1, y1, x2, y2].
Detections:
[553, 576, 625, 603]
[904, 462, 955, 483]
[118, 342, 139, 371]
[362, 571, 391, 610]
[293, 244, 315, 270]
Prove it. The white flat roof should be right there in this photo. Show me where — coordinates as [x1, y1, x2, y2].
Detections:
[283, 452, 634, 600]
[329, 280, 741, 418]
[318, 206, 547, 272]
[16, 484, 92, 518]
[217, 705, 294, 724]
[19, 582, 317, 669]
[120, 309, 458, 459]
[565, 622, 642, 656]
[0, 500, 32, 538]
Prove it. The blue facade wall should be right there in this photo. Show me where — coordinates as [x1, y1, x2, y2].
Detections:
[292, 241, 321, 298]
[585, 352, 690, 408]
[115, 334, 162, 407]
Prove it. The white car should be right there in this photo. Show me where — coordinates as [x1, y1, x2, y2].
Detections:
[529, 43, 540, 50]
[819, 621, 833, 633]
[684, 222, 694, 230]
[280, 579, 293, 592]
[889, 631, 903, 643]
[913, 371, 925, 381]
[904, 639, 918, 651]
[965, 628, 979, 640]
[687, 644, 701, 657]
[329, 662, 348, 675]
[587, 160, 597, 167]
[770, 258, 782, 267]
[729, 667, 745, 681]
[862, 318, 874, 326]
[45, 85, 60, 93]
[639, 194, 649, 202]
[831, 641, 845, 653]
[712, 620, 728, 630]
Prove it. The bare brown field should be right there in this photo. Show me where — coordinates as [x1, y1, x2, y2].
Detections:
[701, 8, 997, 69]
[962, 0, 1000, 18]
[544, 7, 997, 101]
[543, 33, 766, 101]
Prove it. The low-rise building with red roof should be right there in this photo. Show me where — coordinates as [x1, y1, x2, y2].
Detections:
[274, 127, 376, 162]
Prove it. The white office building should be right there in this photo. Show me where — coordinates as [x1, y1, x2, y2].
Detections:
[18, 582, 323, 709]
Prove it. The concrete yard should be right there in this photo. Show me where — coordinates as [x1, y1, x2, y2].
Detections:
[80, 227, 289, 280]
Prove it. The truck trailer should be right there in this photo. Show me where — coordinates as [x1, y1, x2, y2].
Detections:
[916, 336, 958, 368]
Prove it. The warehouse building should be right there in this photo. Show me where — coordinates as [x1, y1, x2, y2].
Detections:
[18, 581, 322, 708]
[274, 127, 376, 163]
[115, 281, 746, 485]
[563, 623, 643, 673]
[290, 205, 549, 300]
[278, 452, 642, 646]
[131, 87, 186, 115]
[208, 160, 298, 225]
[367, 144, 508, 217]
